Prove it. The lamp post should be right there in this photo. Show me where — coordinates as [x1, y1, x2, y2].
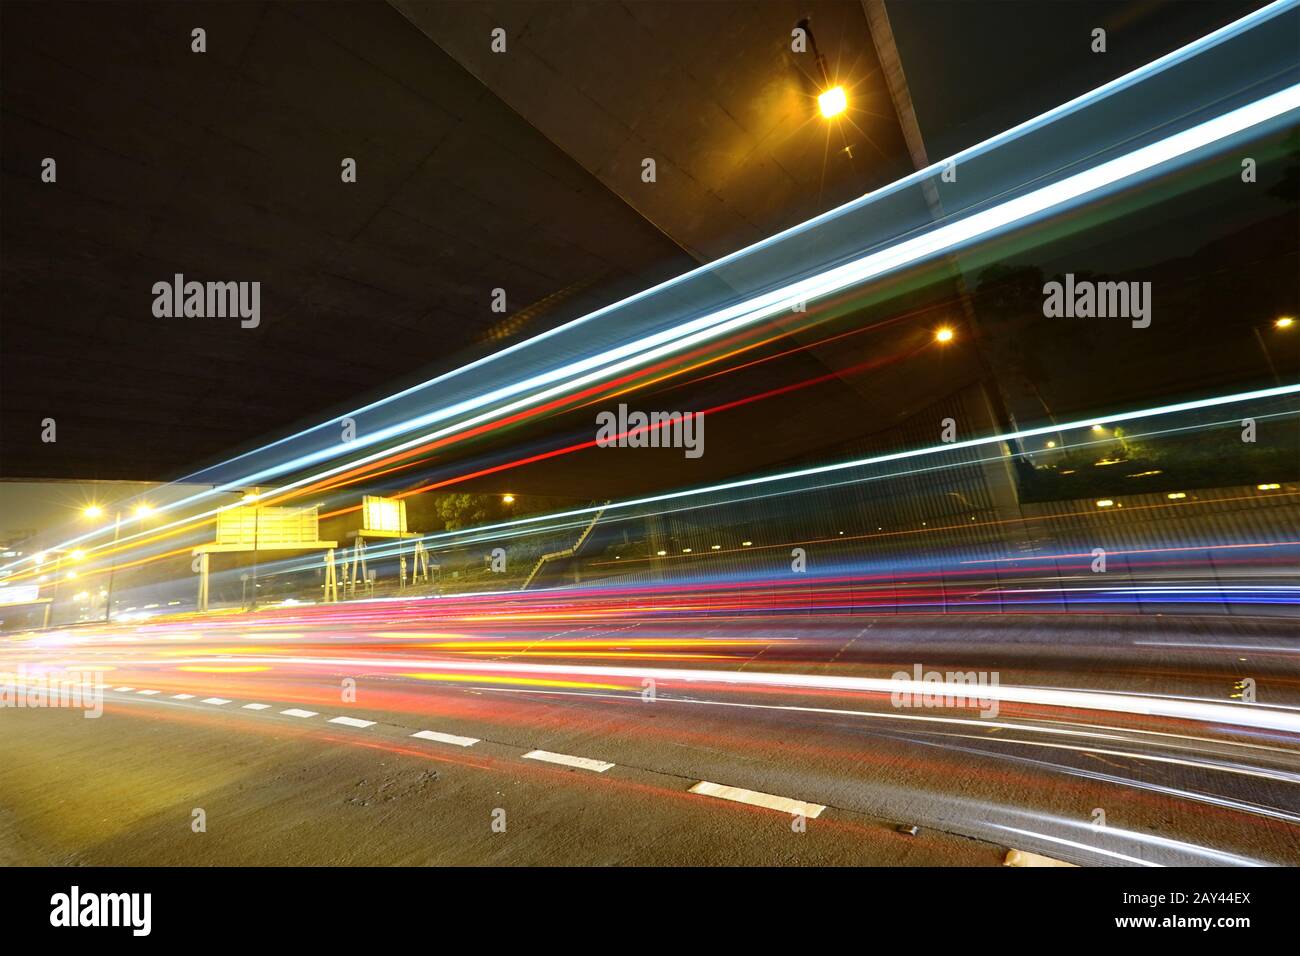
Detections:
[1253, 316, 1294, 386]
[242, 490, 261, 611]
[83, 502, 152, 623]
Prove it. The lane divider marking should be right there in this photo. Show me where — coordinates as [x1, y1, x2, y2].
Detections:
[113, 687, 134, 692]
[328, 716, 375, 728]
[411, 730, 479, 747]
[689, 780, 826, 818]
[84, 684, 859, 825]
[523, 750, 614, 772]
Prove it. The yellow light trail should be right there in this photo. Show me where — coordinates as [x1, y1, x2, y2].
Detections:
[392, 638, 777, 649]
[399, 672, 627, 690]
[455, 651, 744, 660]
[158, 647, 287, 656]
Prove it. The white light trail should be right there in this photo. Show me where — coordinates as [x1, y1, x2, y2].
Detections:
[358, 382, 1300, 549]
[153, 655, 1300, 734]
[9, 74, 1299, 573]
[169, 0, 1298, 479]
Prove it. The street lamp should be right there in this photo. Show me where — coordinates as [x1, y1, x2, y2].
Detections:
[80, 502, 153, 622]
[934, 326, 955, 344]
[1252, 316, 1294, 385]
[818, 85, 848, 119]
[797, 17, 848, 121]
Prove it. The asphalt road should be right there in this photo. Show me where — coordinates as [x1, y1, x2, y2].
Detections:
[1, 602, 1297, 866]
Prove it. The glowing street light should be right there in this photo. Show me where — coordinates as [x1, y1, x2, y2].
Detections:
[818, 85, 847, 119]
[799, 17, 847, 122]
[934, 326, 955, 344]
[1254, 318, 1292, 384]
[502, 494, 516, 504]
[74, 500, 155, 623]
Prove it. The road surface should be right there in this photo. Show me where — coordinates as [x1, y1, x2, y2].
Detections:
[1, 597, 1297, 866]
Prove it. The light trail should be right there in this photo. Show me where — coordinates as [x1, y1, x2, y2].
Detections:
[158, 0, 1292, 487]
[302, 383, 1300, 554]
[139, 654, 1300, 734]
[8, 48, 1297, 577]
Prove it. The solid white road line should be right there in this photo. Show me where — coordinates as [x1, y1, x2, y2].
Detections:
[171, 693, 195, 700]
[689, 781, 826, 818]
[522, 750, 614, 772]
[411, 730, 479, 747]
[241, 703, 271, 710]
[280, 708, 318, 718]
[135, 689, 161, 695]
[328, 716, 375, 728]
[200, 697, 232, 705]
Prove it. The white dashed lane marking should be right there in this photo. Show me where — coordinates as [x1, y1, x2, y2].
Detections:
[688, 781, 825, 818]
[411, 730, 479, 748]
[523, 750, 614, 773]
[91, 683, 838, 822]
[328, 716, 375, 728]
